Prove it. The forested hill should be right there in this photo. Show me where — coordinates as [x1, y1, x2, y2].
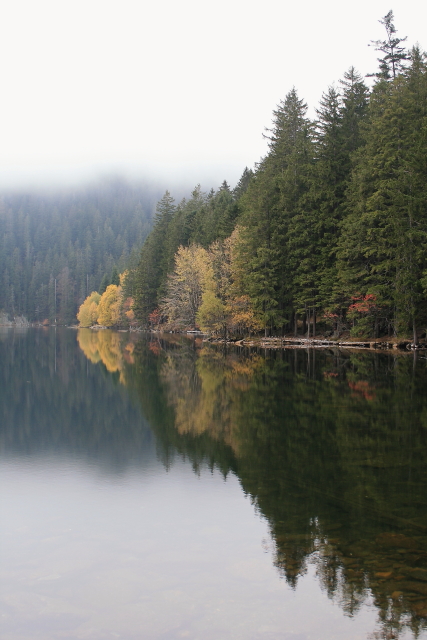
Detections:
[0, 178, 162, 323]
[133, 14, 427, 342]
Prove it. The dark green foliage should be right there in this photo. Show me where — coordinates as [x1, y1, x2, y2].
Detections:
[110, 266, 120, 286]
[133, 18, 426, 338]
[237, 89, 314, 334]
[232, 167, 254, 199]
[99, 274, 110, 294]
[337, 47, 427, 339]
[133, 190, 176, 321]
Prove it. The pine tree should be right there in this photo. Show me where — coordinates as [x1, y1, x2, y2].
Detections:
[340, 67, 369, 155]
[293, 86, 344, 325]
[233, 167, 254, 200]
[239, 88, 313, 334]
[338, 48, 427, 340]
[368, 10, 408, 80]
[133, 191, 176, 323]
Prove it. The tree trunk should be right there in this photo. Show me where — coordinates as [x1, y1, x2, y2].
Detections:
[413, 318, 418, 346]
[313, 310, 316, 337]
[294, 313, 298, 337]
[374, 316, 379, 339]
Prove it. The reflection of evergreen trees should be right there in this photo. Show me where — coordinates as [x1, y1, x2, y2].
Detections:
[126, 338, 427, 636]
[0, 328, 154, 470]
[8, 327, 427, 635]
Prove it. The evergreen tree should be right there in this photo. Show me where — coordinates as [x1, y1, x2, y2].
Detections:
[338, 49, 427, 340]
[133, 191, 176, 323]
[368, 10, 408, 80]
[239, 89, 313, 334]
[233, 167, 254, 200]
[99, 274, 110, 294]
[340, 67, 369, 155]
[110, 265, 120, 286]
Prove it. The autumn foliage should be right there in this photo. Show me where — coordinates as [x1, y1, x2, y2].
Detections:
[77, 272, 136, 328]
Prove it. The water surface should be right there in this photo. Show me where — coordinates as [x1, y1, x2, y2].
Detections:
[1, 328, 427, 639]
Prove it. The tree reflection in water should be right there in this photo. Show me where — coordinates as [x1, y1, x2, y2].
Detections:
[75, 331, 427, 639]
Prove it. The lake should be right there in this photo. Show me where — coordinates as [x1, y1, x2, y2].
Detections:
[1, 327, 427, 640]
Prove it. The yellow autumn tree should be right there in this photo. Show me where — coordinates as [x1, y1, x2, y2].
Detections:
[226, 227, 261, 335]
[77, 291, 101, 327]
[97, 284, 122, 327]
[197, 229, 261, 336]
[161, 244, 211, 327]
[197, 289, 227, 335]
[161, 232, 261, 335]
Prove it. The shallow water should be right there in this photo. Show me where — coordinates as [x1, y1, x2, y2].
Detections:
[1, 328, 427, 639]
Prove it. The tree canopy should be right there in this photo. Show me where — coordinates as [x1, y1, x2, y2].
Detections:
[131, 15, 426, 341]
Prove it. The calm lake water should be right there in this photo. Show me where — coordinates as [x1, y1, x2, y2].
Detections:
[1, 328, 427, 640]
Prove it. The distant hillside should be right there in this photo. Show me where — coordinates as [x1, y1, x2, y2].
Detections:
[0, 177, 162, 323]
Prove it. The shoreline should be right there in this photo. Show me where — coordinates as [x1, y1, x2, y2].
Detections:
[8, 322, 426, 353]
[206, 335, 427, 352]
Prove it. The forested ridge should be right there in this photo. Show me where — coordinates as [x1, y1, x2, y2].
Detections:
[133, 13, 427, 342]
[0, 177, 161, 323]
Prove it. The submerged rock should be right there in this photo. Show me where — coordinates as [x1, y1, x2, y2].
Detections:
[376, 533, 418, 550]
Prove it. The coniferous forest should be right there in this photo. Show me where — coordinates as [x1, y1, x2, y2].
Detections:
[130, 13, 427, 342]
[2, 13, 427, 341]
[0, 178, 161, 324]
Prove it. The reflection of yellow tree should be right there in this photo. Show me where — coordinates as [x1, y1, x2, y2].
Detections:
[77, 329, 136, 384]
[77, 329, 102, 364]
[160, 345, 262, 453]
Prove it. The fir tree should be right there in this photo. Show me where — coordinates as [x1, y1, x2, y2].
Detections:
[368, 10, 408, 80]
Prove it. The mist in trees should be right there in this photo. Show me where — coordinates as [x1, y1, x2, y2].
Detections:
[0, 177, 162, 324]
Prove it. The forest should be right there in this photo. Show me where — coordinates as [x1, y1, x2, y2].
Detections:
[2, 12, 426, 340]
[128, 12, 427, 342]
[0, 177, 161, 324]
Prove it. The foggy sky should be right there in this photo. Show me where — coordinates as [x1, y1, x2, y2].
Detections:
[0, 0, 424, 192]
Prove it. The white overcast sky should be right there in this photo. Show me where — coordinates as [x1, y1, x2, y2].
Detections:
[0, 0, 424, 191]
